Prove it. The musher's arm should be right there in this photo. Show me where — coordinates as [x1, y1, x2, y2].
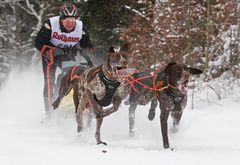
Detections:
[35, 20, 54, 51]
[35, 20, 65, 61]
[80, 24, 93, 50]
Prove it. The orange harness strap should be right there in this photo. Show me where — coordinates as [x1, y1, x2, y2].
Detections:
[126, 74, 178, 97]
[40, 45, 55, 110]
[70, 66, 81, 81]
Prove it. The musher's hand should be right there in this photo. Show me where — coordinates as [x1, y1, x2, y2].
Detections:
[41, 45, 65, 62]
[61, 47, 72, 56]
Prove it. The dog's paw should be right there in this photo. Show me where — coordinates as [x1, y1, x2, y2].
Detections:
[165, 147, 175, 151]
[163, 144, 170, 149]
[52, 99, 60, 110]
[77, 126, 83, 133]
[97, 141, 107, 145]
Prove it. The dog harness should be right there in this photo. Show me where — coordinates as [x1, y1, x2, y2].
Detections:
[94, 67, 121, 107]
[155, 71, 185, 111]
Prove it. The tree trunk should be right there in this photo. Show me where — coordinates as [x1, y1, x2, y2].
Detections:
[186, 0, 192, 66]
[204, 0, 210, 81]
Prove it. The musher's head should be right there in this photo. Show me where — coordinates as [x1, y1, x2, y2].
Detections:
[59, 3, 78, 31]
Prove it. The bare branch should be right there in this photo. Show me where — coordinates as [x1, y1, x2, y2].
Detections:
[125, 5, 149, 21]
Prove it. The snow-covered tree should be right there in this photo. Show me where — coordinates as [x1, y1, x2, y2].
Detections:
[0, 0, 49, 87]
[121, 0, 238, 80]
[120, 0, 155, 70]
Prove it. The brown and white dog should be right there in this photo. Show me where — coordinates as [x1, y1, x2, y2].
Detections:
[76, 44, 129, 145]
[126, 62, 203, 149]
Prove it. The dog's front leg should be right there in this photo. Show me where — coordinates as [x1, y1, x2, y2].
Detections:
[160, 107, 170, 149]
[52, 75, 72, 110]
[129, 101, 137, 137]
[72, 81, 80, 114]
[95, 117, 107, 145]
[76, 95, 84, 132]
[84, 88, 102, 116]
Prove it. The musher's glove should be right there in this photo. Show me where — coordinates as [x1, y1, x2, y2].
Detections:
[61, 47, 71, 56]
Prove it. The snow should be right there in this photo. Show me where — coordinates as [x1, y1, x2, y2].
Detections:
[0, 64, 240, 165]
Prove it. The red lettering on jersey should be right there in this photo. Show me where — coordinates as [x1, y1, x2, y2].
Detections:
[52, 32, 80, 43]
[52, 32, 58, 38]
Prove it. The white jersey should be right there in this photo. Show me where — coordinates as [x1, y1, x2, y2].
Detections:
[49, 16, 82, 48]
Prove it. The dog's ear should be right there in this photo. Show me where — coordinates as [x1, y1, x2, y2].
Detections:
[120, 44, 129, 52]
[183, 65, 203, 75]
[108, 47, 115, 53]
[188, 67, 203, 75]
[164, 62, 177, 75]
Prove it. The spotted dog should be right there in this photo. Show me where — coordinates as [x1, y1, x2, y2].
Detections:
[76, 44, 129, 145]
[126, 62, 203, 149]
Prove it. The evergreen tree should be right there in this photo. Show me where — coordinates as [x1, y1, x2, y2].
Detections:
[78, 0, 133, 49]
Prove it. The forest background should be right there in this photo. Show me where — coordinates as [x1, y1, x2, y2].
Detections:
[0, 0, 239, 98]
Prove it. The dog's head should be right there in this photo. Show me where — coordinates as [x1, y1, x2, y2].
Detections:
[164, 62, 203, 95]
[106, 44, 129, 80]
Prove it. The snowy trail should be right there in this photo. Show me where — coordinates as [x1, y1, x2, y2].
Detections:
[0, 65, 240, 165]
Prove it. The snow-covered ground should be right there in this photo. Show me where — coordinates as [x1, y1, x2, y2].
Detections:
[0, 64, 240, 165]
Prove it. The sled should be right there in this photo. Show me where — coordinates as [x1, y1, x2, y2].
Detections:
[59, 89, 74, 111]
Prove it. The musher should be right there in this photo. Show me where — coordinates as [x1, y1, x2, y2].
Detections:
[35, 2, 93, 116]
